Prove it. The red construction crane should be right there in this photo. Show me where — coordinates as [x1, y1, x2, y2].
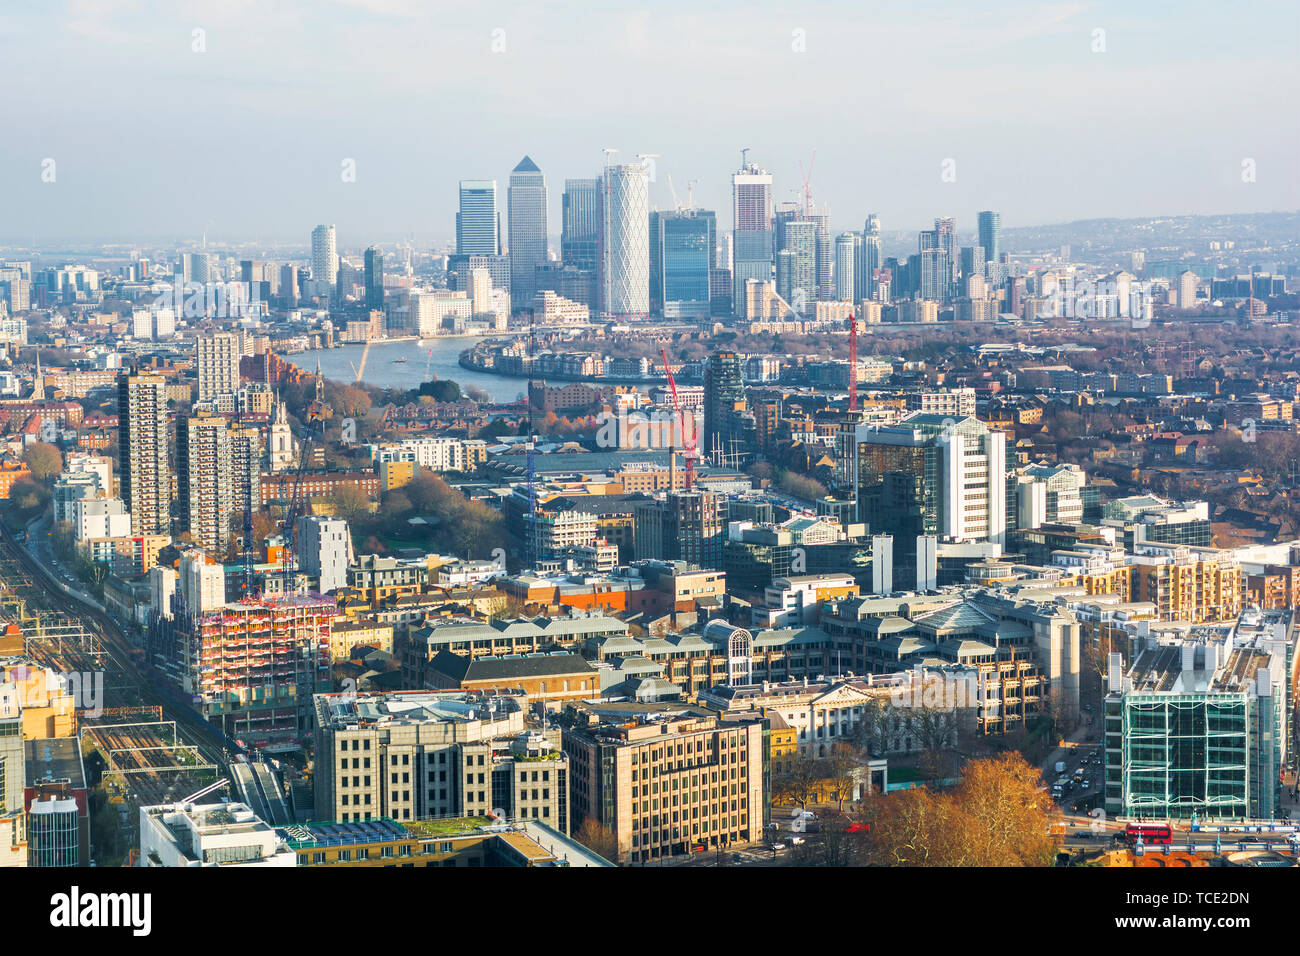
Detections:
[847, 313, 858, 412]
[660, 348, 698, 490]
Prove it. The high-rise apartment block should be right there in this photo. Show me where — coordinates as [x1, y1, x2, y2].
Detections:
[118, 371, 171, 536]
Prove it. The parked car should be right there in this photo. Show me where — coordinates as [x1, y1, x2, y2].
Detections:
[791, 837, 805, 845]
[770, 843, 786, 851]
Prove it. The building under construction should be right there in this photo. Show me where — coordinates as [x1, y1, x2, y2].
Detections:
[150, 595, 336, 752]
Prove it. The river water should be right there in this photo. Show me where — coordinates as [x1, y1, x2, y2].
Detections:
[294, 336, 527, 404]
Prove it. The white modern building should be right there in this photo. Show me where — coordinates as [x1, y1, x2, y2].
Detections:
[599, 162, 650, 318]
[139, 802, 296, 867]
[311, 224, 339, 291]
[297, 516, 353, 595]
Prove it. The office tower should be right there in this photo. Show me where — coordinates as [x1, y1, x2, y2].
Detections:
[731, 158, 774, 317]
[311, 224, 338, 290]
[598, 162, 650, 317]
[977, 210, 1001, 267]
[858, 214, 881, 302]
[561, 178, 600, 271]
[835, 233, 857, 302]
[446, 254, 510, 295]
[1104, 613, 1288, 821]
[297, 516, 352, 594]
[508, 156, 548, 311]
[183, 252, 213, 285]
[177, 413, 234, 554]
[775, 220, 816, 312]
[363, 247, 384, 312]
[280, 263, 298, 307]
[649, 209, 715, 318]
[934, 217, 958, 302]
[633, 490, 728, 570]
[118, 371, 170, 537]
[854, 412, 1008, 547]
[703, 350, 750, 463]
[194, 331, 241, 403]
[457, 180, 500, 255]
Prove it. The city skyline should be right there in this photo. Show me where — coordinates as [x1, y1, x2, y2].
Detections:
[1, 1, 1297, 243]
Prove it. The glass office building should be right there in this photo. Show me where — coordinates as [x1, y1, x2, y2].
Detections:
[1104, 616, 1288, 821]
[649, 209, 714, 319]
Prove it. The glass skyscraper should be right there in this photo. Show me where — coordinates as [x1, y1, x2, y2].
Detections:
[731, 160, 774, 318]
[978, 210, 1001, 267]
[363, 246, 384, 312]
[508, 156, 547, 310]
[456, 180, 500, 255]
[599, 163, 649, 317]
[650, 209, 715, 318]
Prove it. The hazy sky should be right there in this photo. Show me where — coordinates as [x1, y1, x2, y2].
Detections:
[3, 0, 1297, 247]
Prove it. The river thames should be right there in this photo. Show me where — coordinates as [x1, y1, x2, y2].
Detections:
[294, 336, 527, 404]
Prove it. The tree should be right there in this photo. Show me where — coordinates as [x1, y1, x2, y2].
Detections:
[772, 752, 823, 810]
[860, 753, 1057, 867]
[824, 744, 860, 811]
[574, 817, 619, 863]
[22, 442, 63, 483]
[416, 380, 461, 403]
[329, 483, 372, 525]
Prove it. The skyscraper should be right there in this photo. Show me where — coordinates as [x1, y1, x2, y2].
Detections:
[775, 220, 816, 312]
[731, 159, 774, 318]
[194, 331, 241, 403]
[858, 214, 882, 302]
[456, 180, 500, 255]
[507, 156, 548, 311]
[363, 247, 384, 312]
[599, 162, 649, 318]
[854, 412, 1008, 547]
[118, 371, 170, 536]
[177, 412, 234, 553]
[703, 350, 753, 463]
[561, 178, 601, 271]
[649, 209, 715, 318]
[977, 210, 1001, 268]
[311, 224, 338, 290]
[835, 233, 857, 302]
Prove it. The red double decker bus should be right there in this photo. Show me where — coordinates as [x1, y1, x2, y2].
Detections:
[1123, 823, 1172, 845]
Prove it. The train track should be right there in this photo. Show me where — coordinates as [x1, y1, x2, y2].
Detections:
[0, 522, 231, 797]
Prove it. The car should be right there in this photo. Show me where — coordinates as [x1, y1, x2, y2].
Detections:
[800, 810, 816, 820]
[844, 823, 871, 833]
[769, 843, 786, 851]
[791, 837, 805, 845]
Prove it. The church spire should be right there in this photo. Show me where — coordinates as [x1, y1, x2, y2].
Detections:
[31, 352, 45, 401]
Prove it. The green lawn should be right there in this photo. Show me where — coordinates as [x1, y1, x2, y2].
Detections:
[402, 816, 493, 837]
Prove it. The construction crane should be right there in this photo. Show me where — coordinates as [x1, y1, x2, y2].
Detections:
[686, 179, 698, 211]
[660, 347, 698, 491]
[349, 338, 374, 384]
[799, 150, 817, 217]
[847, 313, 858, 413]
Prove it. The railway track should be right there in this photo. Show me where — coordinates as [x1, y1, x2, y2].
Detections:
[0, 521, 231, 796]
